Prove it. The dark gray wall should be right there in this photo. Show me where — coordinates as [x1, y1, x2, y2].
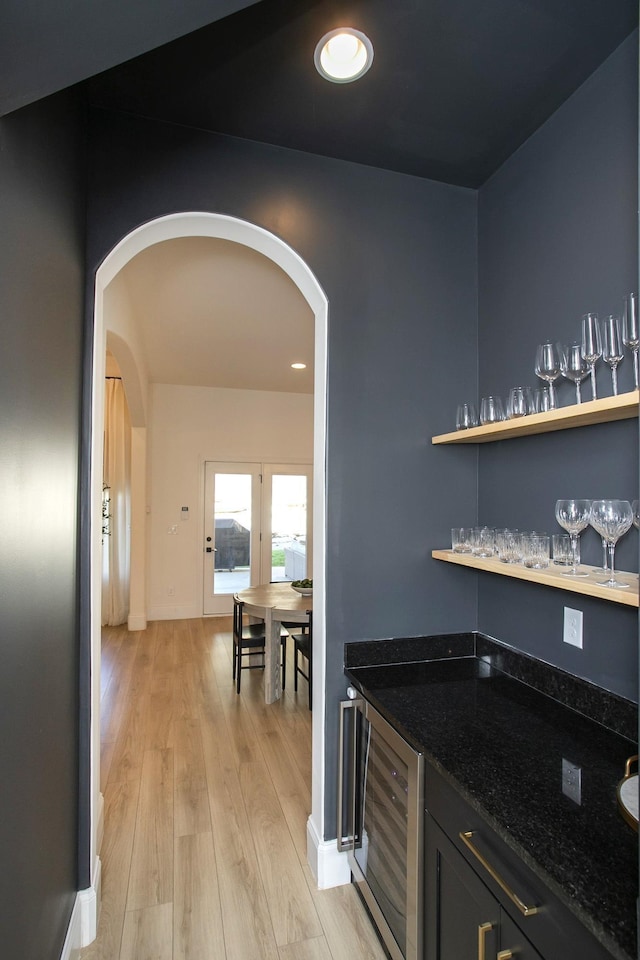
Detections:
[85, 109, 479, 837]
[477, 33, 639, 700]
[0, 0, 262, 117]
[0, 92, 85, 959]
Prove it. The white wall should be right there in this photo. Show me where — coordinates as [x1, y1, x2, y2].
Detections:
[147, 382, 314, 619]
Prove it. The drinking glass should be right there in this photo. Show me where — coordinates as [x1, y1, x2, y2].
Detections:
[451, 528, 473, 554]
[589, 500, 633, 588]
[534, 343, 562, 409]
[456, 402, 479, 430]
[622, 293, 639, 389]
[600, 315, 624, 396]
[497, 529, 521, 564]
[471, 526, 495, 558]
[552, 533, 573, 566]
[479, 396, 505, 424]
[581, 313, 601, 400]
[554, 499, 591, 577]
[521, 534, 550, 569]
[560, 343, 588, 404]
[506, 386, 532, 419]
[533, 386, 551, 413]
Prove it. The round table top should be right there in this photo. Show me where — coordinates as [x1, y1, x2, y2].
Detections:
[236, 581, 313, 618]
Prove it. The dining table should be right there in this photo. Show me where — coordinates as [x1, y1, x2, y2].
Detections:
[235, 581, 312, 703]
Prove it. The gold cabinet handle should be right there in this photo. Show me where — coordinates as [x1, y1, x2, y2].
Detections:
[460, 831, 539, 917]
[497, 952, 514, 960]
[478, 922, 493, 960]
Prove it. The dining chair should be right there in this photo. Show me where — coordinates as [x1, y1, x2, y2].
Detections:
[232, 596, 287, 694]
[292, 610, 312, 710]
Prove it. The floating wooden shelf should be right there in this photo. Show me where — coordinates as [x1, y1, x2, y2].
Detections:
[432, 550, 639, 607]
[432, 390, 639, 444]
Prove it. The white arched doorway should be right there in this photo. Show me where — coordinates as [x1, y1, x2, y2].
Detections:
[87, 212, 339, 941]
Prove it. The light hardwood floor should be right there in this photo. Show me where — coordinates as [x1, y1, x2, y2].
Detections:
[81, 617, 387, 960]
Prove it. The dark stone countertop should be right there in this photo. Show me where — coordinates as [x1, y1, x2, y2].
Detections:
[344, 634, 638, 960]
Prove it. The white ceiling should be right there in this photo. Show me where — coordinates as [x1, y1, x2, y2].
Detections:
[116, 235, 315, 394]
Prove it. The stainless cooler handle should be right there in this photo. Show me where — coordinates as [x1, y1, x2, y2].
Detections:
[337, 697, 358, 851]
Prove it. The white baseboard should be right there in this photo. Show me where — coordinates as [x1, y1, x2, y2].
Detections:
[306, 815, 351, 889]
[59, 858, 101, 958]
[146, 602, 201, 621]
[127, 613, 147, 630]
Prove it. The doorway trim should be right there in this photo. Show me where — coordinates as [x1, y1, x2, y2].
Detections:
[88, 212, 335, 941]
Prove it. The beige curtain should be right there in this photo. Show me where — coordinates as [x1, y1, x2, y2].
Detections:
[102, 378, 131, 626]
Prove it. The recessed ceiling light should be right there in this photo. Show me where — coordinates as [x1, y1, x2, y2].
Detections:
[291, 362, 307, 370]
[314, 28, 374, 84]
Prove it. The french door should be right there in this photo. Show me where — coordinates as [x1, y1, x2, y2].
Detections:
[203, 461, 312, 615]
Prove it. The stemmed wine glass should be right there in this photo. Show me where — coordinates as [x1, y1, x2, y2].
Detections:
[633, 500, 639, 580]
[600, 315, 624, 395]
[581, 313, 602, 400]
[560, 343, 588, 404]
[535, 343, 562, 410]
[622, 293, 639, 389]
[555, 499, 592, 577]
[589, 500, 633, 588]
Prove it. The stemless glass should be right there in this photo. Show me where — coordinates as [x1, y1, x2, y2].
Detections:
[601, 315, 624, 395]
[555, 499, 591, 577]
[622, 293, 639, 389]
[589, 500, 633, 588]
[581, 313, 602, 400]
[506, 386, 532, 419]
[535, 343, 562, 409]
[560, 343, 588, 404]
[533, 386, 551, 413]
[479, 396, 505, 424]
[456, 402, 479, 430]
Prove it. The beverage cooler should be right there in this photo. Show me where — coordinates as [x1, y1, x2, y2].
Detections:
[338, 690, 424, 960]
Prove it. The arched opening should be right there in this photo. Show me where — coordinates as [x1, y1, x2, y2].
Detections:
[87, 213, 332, 935]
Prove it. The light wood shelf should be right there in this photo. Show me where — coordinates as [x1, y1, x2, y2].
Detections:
[432, 390, 639, 444]
[432, 549, 639, 607]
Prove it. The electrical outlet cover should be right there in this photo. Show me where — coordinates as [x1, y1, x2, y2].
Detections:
[563, 606, 583, 648]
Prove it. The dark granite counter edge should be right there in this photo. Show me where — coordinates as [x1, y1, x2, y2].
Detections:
[344, 667, 635, 960]
[344, 631, 637, 742]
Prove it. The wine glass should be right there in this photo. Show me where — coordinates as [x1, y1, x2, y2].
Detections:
[633, 500, 639, 581]
[535, 343, 562, 409]
[600, 315, 624, 395]
[589, 500, 633, 588]
[560, 343, 588, 404]
[622, 293, 639, 389]
[581, 313, 601, 400]
[554, 500, 591, 577]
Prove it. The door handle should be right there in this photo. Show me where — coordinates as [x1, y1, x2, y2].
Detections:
[460, 831, 539, 917]
[337, 699, 354, 851]
[497, 952, 513, 960]
[478, 922, 493, 960]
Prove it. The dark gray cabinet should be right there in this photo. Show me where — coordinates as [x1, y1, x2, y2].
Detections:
[424, 766, 619, 960]
[425, 814, 542, 960]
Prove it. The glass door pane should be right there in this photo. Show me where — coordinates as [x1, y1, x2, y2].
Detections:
[203, 462, 260, 615]
[263, 465, 312, 583]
